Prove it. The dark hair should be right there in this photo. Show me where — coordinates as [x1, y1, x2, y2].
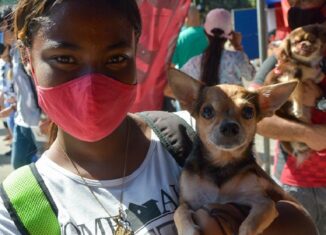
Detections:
[201, 28, 227, 86]
[14, 0, 142, 47]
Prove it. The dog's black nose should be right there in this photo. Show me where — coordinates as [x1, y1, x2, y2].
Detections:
[220, 122, 240, 137]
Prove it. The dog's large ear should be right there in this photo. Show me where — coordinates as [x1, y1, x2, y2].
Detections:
[168, 68, 204, 113]
[256, 81, 297, 118]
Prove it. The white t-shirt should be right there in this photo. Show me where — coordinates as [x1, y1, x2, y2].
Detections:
[181, 50, 255, 85]
[0, 129, 185, 235]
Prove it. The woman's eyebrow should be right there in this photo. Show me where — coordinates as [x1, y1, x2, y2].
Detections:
[42, 40, 82, 50]
[106, 40, 132, 50]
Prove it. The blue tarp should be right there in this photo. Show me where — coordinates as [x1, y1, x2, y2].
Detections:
[233, 8, 259, 59]
[266, 0, 281, 7]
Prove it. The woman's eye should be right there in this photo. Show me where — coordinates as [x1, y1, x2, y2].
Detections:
[107, 55, 127, 64]
[242, 106, 255, 120]
[201, 105, 215, 119]
[54, 56, 75, 64]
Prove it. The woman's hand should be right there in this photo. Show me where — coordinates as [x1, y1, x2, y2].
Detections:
[229, 31, 243, 51]
[193, 201, 318, 235]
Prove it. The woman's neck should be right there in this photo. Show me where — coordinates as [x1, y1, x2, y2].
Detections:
[48, 115, 151, 180]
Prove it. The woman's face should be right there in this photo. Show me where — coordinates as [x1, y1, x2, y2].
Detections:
[26, 0, 137, 88]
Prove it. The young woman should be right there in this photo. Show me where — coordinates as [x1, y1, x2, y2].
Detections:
[0, 1, 318, 234]
[181, 8, 255, 86]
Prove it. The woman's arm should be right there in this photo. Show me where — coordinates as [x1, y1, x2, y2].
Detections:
[0, 104, 15, 118]
[194, 201, 318, 235]
[253, 55, 278, 85]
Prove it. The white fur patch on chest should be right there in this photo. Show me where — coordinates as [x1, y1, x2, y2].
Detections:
[278, 74, 291, 83]
[180, 173, 219, 210]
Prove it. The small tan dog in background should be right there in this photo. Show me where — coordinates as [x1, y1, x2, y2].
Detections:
[265, 23, 326, 162]
[265, 24, 326, 119]
[168, 69, 304, 235]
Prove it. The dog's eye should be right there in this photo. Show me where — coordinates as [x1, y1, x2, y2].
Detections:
[201, 105, 215, 119]
[242, 106, 255, 119]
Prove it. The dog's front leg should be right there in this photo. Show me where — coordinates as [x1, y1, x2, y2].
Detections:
[239, 199, 278, 235]
[291, 82, 304, 118]
[174, 202, 200, 235]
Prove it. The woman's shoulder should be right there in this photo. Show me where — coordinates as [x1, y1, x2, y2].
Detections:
[222, 49, 246, 60]
[180, 54, 203, 80]
[184, 54, 203, 66]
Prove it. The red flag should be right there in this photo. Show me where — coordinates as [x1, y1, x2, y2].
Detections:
[131, 0, 191, 112]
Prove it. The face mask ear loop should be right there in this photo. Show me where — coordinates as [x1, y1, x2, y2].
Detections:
[26, 48, 39, 86]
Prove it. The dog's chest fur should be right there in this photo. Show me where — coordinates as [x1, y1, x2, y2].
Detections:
[179, 143, 269, 210]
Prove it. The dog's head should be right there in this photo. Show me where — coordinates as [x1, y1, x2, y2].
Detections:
[168, 69, 297, 165]
[279, 24, 326, 64]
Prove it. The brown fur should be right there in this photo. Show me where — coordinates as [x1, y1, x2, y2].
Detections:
[168, 69, 305, 235]
[265, 24, 326, 163]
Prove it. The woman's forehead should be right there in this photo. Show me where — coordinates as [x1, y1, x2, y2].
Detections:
[34, 1, 135, 47]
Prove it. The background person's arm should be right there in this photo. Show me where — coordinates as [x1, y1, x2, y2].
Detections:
[257, 115, 326, 151]
[252, 55, 277, 85]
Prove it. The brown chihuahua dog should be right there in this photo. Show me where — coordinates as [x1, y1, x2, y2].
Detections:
[168, 69, 302, 235]
[265, 24, 326, 162]
[266, 24, 326, 119]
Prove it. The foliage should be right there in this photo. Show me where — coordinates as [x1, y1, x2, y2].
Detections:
[194, 0, 256, 11]
[0, 0, 16, 6]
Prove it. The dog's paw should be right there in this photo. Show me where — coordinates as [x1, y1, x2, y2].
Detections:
[293, 109, 303, 118]
[178, 226, 200, 235]
[239, 223, 259, 235]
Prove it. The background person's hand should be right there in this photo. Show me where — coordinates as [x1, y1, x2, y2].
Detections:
[229, 31, 243, 51]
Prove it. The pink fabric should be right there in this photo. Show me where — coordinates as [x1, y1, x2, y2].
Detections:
[37, 74, 136, 142]
[203, 8, 232, 39]
[131, 0, 191, 112]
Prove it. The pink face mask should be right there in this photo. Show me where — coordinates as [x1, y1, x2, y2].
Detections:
[36, 73, 137, 142]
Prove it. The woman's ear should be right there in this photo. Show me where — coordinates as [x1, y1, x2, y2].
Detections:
[17, 40, 32, 76]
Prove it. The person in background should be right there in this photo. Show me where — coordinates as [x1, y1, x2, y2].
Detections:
[0, 6, 41, 168]
[171, 3, 208, 69]
[0, 42, 15, 157]
[164, 3, 208, 112]
[180, 8, 255, 86]
[0, 42, 12, 144]
[0, 8, 13, 144]
[251, 1, 326, 234]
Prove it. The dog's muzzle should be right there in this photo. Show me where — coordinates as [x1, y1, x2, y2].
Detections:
[211, 121, 244, 149]
[219, 121, 240, 137]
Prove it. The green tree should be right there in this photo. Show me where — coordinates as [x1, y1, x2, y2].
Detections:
[194, 0, 256, 10]
[0, 0, 16, 6]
